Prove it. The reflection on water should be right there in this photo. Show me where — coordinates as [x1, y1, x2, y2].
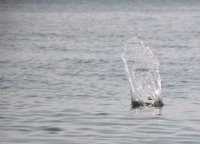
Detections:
[127, 106, 163, 128]
[129, 106, 163, 117]
[125, 106, 164, 143]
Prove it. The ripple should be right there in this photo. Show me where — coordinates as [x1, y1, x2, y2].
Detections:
[41, 126, 63, 134]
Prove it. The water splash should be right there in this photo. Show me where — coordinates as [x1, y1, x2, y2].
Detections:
[121, 37, 164, 107]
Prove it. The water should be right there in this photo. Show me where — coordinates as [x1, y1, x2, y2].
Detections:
[121, 37, 163, 106]
[1, 0, 200, 143]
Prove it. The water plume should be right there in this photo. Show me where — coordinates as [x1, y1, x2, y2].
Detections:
[121, 37, 164, 107]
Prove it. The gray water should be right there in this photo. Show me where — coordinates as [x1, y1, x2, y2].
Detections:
[1, 0, 200, 143]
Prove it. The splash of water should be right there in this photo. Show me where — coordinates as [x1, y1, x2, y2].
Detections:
[121, 37, 164, 107]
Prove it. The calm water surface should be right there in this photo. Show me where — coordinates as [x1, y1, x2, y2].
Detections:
[1, 0, 200, 143]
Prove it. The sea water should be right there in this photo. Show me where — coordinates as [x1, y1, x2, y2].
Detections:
[1, 0, 200, 143]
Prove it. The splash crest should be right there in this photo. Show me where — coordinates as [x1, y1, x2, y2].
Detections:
[121, 37, 164, 107]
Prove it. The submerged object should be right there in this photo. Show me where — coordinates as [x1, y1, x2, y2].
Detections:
[121, 37, 164, 107]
